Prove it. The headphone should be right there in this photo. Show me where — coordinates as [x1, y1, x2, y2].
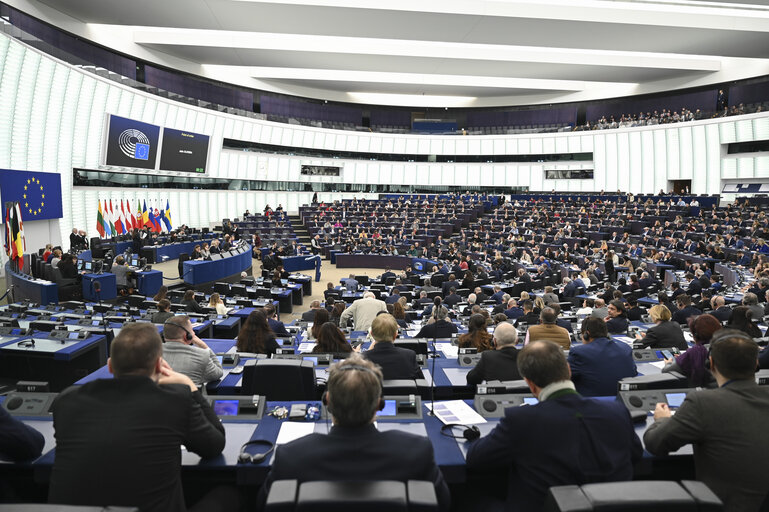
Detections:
[322, 364, 385, 414]
[440, 423, 481, 441]
[237, 439, 275, 464]
[163, 321, 194, 343]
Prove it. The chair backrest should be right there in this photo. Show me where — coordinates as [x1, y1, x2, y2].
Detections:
[543, 480, 722, 512]
[214, 282, 230, 295]
[264, 480, 438, 512]
[241, 359, 316, 400]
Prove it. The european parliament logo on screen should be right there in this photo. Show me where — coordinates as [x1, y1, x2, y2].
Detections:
[104, 115, 160, 170]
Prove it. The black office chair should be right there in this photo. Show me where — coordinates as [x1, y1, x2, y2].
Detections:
[264, 480, 438, 512]
[543, 480, 723, 512]
[382, 380, 418, 396]
[214, 282, 230, 295]
[241, 359, 316, 400]
[177, 253, 189, 278]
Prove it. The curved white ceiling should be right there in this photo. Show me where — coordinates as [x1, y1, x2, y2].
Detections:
[7, 0, 769, 107]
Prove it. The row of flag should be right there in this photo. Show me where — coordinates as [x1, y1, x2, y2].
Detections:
[4, 202, 25, 269]
[96, 199, 173, 238]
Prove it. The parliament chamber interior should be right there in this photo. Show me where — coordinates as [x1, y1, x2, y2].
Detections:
[2, 1, 769, 511]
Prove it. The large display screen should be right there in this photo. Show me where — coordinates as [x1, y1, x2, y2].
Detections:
[159, 128, 209, 173]
[104, 115, 161, 170]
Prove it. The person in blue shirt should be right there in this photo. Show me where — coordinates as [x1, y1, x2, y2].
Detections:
[0, 407, 44, 462]
[341, 274, 359, 291]
[568, 317, 637, 396]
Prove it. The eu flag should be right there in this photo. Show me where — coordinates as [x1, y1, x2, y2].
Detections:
[0, 169, 63, 221]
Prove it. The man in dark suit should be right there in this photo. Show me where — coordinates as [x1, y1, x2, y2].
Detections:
[685, 273, 702, 296]
[301, 300, 322, 322]
[441, 274, 460, 297]
[473, 287, 489, 304]
[257, 354, 450, 511]
[466, 323, 521, 385]
[443, 288, 462, 308]
[517, 268, 531, 283]
[561, 277, 579, 298]
[380, 267, 396, 282]
[265, 303, 291, 337]
[466, 340, 642, 511]
[710, 296, 733, 322]
[48, 323, 227, 512]
[568, 317, 637, 396]
[514, 300, 539, 328]
[645, 330, 769, 511]
[0, 407, 44, 461]
[363, 314, 422, 380]
[672, 294, 702, 325]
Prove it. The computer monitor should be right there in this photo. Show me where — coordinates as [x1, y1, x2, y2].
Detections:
[77, 260, 84, 271]
[131, 255, 139, 267]
[83, 261, 93, 272]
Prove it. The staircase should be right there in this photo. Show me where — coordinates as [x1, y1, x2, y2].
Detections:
[288, 214, 313, 253]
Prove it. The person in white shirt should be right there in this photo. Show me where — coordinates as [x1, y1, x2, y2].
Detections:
[208, 292, 231, 315]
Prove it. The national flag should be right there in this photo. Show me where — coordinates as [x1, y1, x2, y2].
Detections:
[96, 200, 105, 238]
[160, 202, 172, 231]
[141, 200, 150, 228]
[115, 200, 125, 235]
[163, 199, 173, 231]
[4, 202, 25, 269]
[151, 204, 161, 232]
[126, 200, 136, 230]
[148, 203, 157, 232]
[102, 200, 112, 237]
[108, 200, 116, 235]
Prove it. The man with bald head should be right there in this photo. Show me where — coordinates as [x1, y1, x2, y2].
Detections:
[465, 322, 521, 385]
[339, 291, 387, 331]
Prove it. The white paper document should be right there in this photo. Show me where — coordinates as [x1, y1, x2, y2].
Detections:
[435, 343, 458, 358]
[297, 342, 316, 353]
[276, 422, 316, 445]
[425, 400, 487, 426]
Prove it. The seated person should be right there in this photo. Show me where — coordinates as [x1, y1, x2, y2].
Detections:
[662, 314, 721, 387]
[635, 304, 687, 350]
[181, 289, 205, 314]
[57, 254, 80, 280]
[264, 303, 291, 337]
[301, 301, 322, 322]
[257, 354, 449, 511]
[466, 322, 521, 385]
[151, 299, 174, 324]
[207, 293, 230, 316]
[236, 309, 279, 355]
[312, 323, 354, 354]
[513, 300, 539, 327]
[672, 294, 702, 325]
[48, 323, 228, 512]
[161, 316, 223, 387]
[111, 255, 135, 289]
[526, 307, 571, 350]
[645, 329, 769, 511]
[0, 407, 44, 461]
[363, 313, 421, 380]
[466, 340, 642, 511]
[728, 306, 762, 338]
[309, 309, 331, 339]
[604, 299, 630, 334]
[457, 313, 493, 352]
[568, 317, 637, 396]
[415, 303, 458, 339]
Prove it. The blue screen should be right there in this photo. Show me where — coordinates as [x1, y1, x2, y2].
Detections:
[303, 356, 318, 365]
[84, 261, 92, 271]
[666, 392, 686, 408]
[523, 397, 539, 405]
[68, 332, 80, 339]
[376, 399, 397, 416]
[104, 115, 160, 170]
[213, 400, 239, 416]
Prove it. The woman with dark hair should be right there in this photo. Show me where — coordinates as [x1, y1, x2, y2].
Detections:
[236, 310, 279, 355]
[461, 270, 475, 291]
[663, 314, 722, 387]
[311, 323, 352, 354]
[456, 314, 493, 352]
[310, 309, 330, 339]
[330, 302, 346, 327]
[182, 289, 205, 313]
[153, 285, 168, 302]
[728, 306, 762, 338]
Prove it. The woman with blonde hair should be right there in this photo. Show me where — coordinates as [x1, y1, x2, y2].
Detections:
[635, 304, 687, 350]
[208, 292, 230, 315]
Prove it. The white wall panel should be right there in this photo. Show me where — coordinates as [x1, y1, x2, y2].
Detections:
[5, 33, 769, 249]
